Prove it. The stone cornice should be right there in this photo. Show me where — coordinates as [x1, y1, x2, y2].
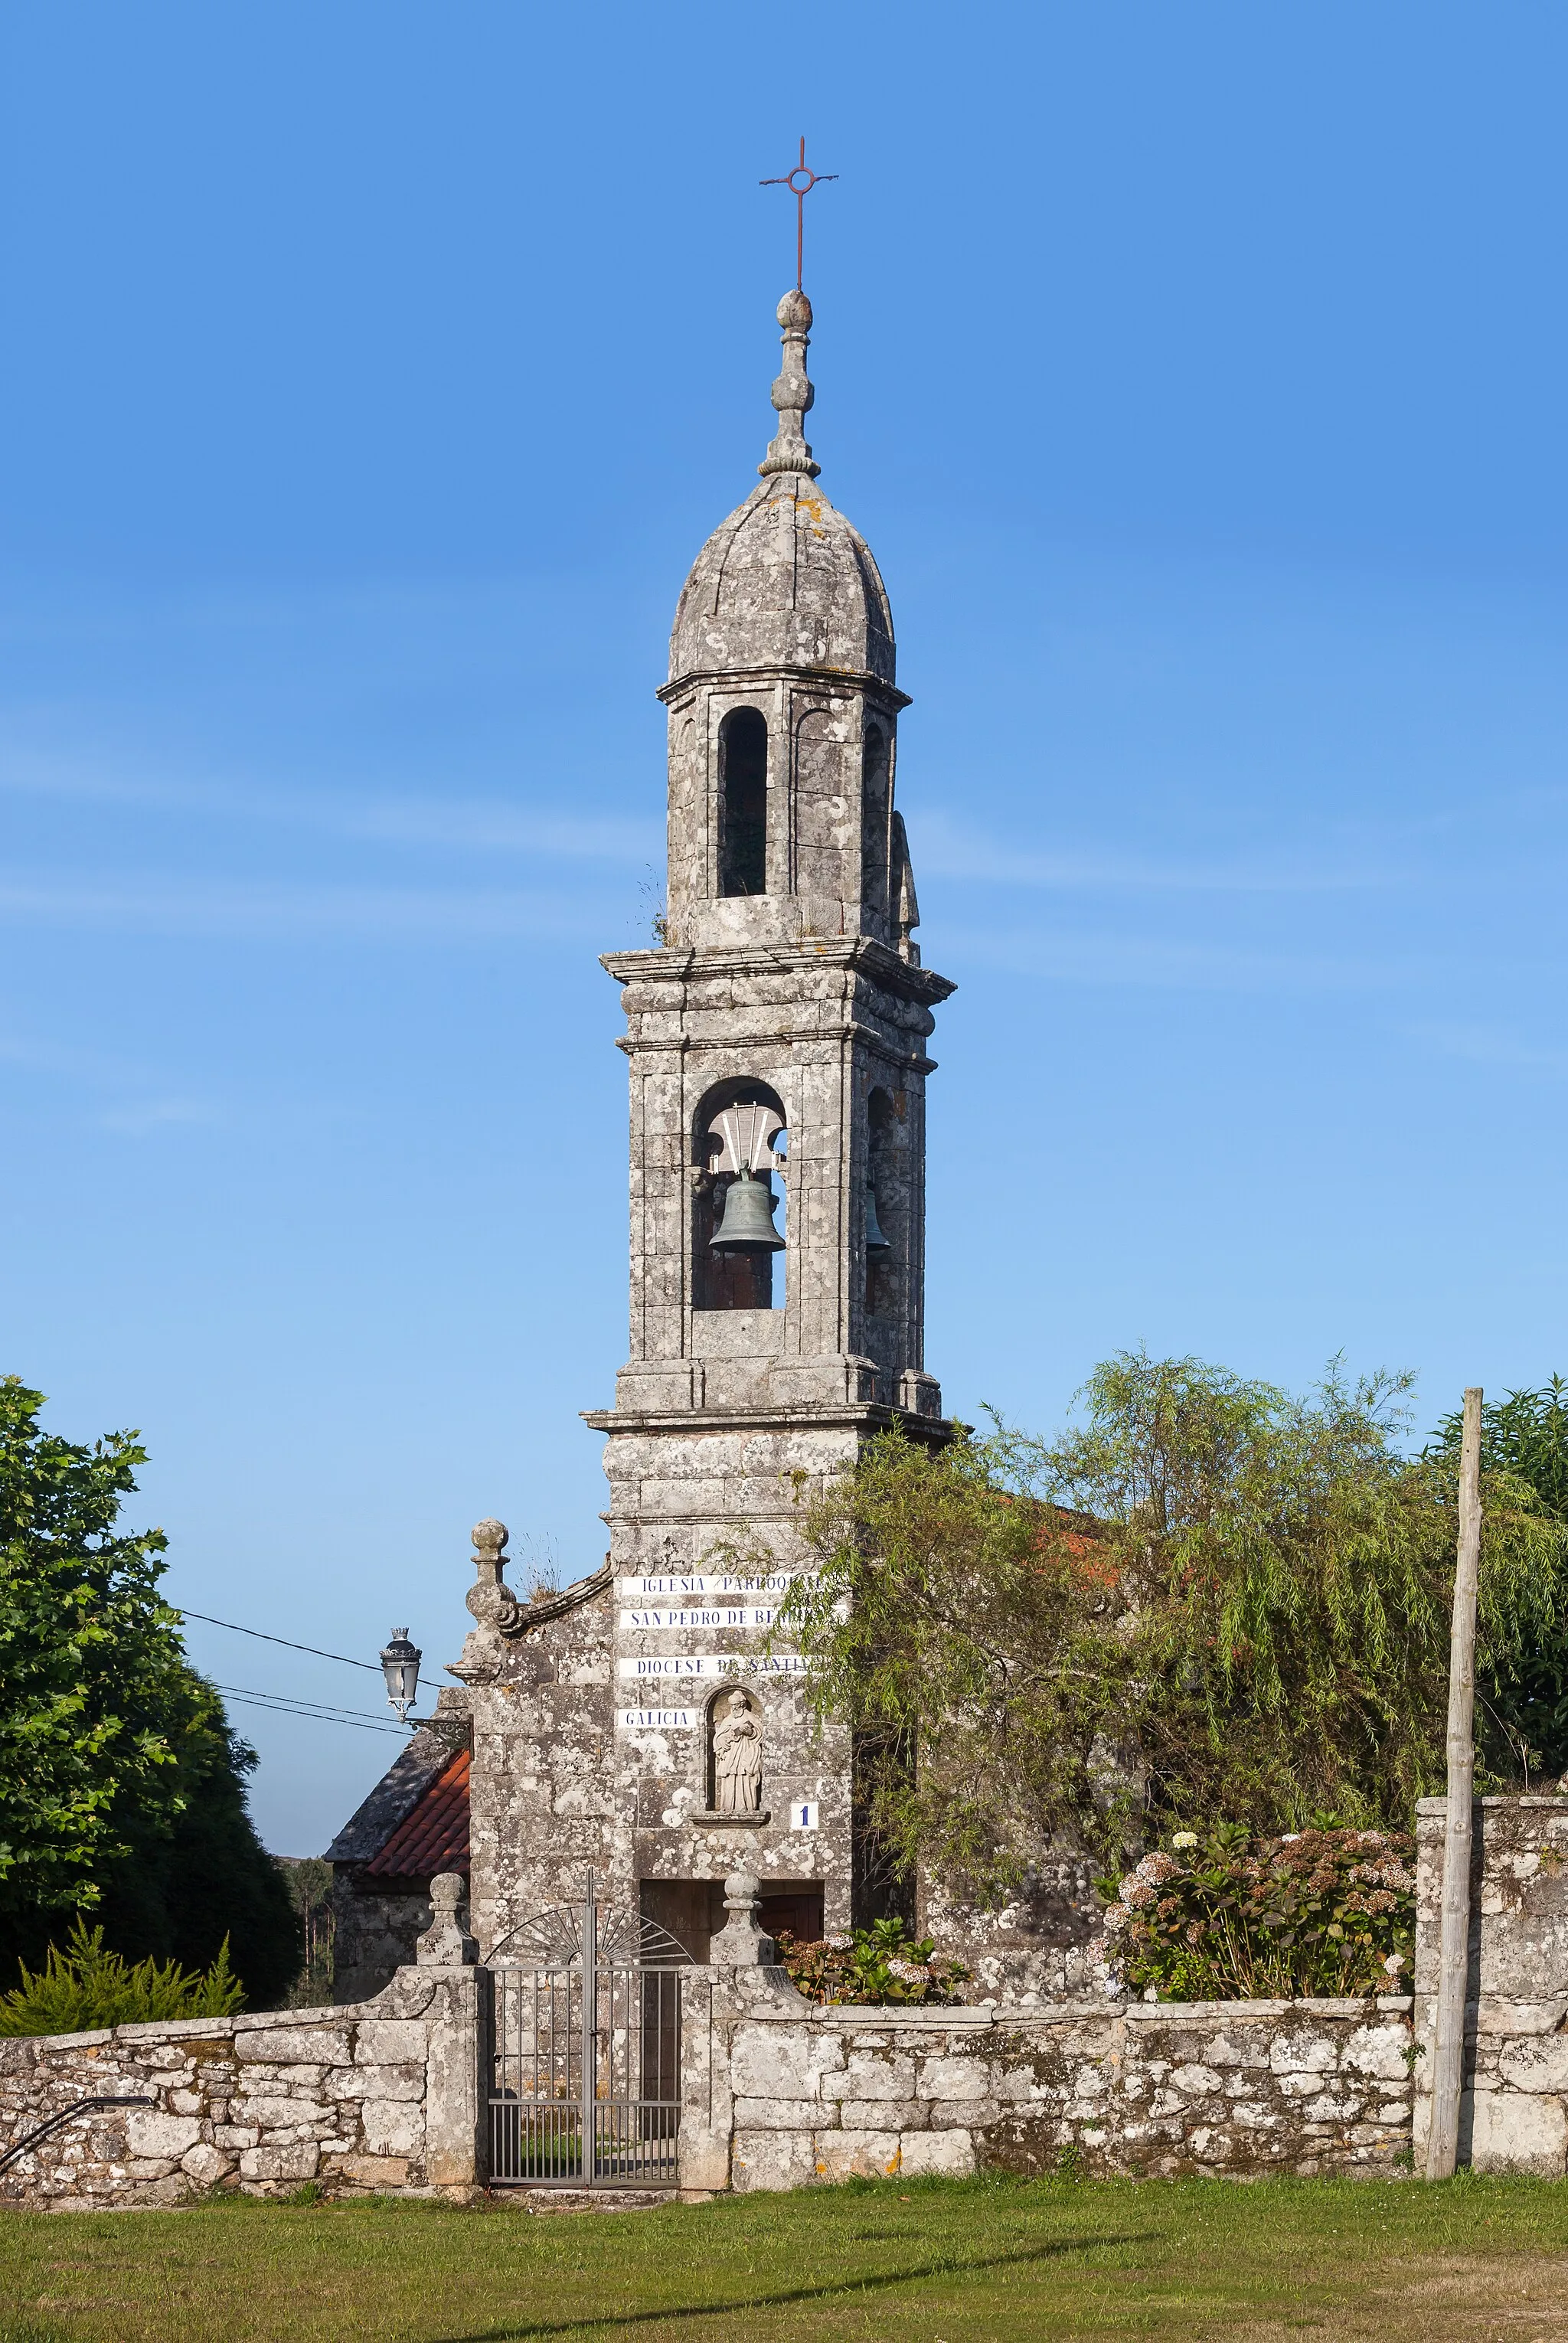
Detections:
[616, 1031, 939, 1076]
[658, 664, 912, 713]
[602, 935, 955, 1010]
[583, 1403, 953, 1442]
[501, 1559, 612, 1639]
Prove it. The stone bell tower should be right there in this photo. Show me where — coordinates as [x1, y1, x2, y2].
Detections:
[589, 288, 952, 1434]
[455, 284, 954, 1962]
[577, 286, 956, 1942]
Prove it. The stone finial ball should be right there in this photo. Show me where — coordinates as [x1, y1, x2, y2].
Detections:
[472, 1517, 509, 1554]
[776, 288, 812, 331]
[724, 1871, 760, 1903]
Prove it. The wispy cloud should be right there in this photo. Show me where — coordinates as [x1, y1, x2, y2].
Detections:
[98, 1097, 223, 1136]
[0, 745, 660, 866]
[338, 799, 655, 859]
[946, 922, 1445, 994]
[1406, 1021, 1568, 1075]
[0, 870, 609, 942]
[0, 1025, 220, 1138]
[916, 811, 1404, 894]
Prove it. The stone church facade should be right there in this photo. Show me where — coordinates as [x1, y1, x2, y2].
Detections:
[331, 283, 1091, 1995]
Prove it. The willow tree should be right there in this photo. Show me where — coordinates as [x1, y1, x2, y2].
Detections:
[778, 1353, 1566, 1906]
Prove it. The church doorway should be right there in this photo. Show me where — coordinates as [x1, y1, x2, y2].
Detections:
[639, 1877, 824, 1961]
[758, 1885, 825, 1947]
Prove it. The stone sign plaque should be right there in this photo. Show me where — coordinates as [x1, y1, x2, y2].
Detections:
[619, 1572, 806, 1600]
[617, 1653, 812, 1681]
[619, 1605, 778, 1632]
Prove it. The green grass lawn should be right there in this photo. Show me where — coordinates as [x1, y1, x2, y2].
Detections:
[2, 2173, 1567, 2343]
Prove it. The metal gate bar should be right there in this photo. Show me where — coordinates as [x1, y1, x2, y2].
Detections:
[488, 1876, 684, 2187]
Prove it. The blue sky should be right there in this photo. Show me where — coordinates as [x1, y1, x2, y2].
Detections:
[5, 2, 1568, 1852]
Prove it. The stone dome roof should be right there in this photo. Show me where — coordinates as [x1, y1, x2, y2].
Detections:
[668, 291, 896, 689]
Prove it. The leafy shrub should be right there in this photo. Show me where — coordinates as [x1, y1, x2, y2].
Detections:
[773, 1916, 971, 2005]
[0, 1914, 244, 2034]
[1095, 1825, 1414, 2001]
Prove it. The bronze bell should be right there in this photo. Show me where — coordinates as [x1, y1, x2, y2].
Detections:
[710, 1163, 784, 1252]
[864, 1184, 891, 1253]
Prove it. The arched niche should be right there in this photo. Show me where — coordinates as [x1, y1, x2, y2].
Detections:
[861, 723, 891, 920]
[692, 1077, 788, 1312]
[866, 1085, 899, 1317]
[705, 1683, 765, 1815]
[793, 704, 844, 903]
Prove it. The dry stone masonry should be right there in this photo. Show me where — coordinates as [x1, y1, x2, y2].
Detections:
[1413, 1793, 1568, 2175]
[0, 1904, 483, 2207]
[688, 1986, 1416, 2188]
[8, 1818, 1568, 2201]
[0, 1986, 1414, 2206]
[674, 1882, 1415, 2188]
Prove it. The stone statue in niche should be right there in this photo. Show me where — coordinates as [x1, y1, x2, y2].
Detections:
[711, 1689, 764, 1815]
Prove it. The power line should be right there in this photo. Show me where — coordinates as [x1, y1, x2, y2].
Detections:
[213, 1681, 405, 1727]
[224, 1695, 403, 1737]
[175, 1608, 383, 1673]
[218, 1690, 407, 1738]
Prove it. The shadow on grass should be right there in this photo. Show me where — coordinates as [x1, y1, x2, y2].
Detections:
[429, 2233, 1156, 2341]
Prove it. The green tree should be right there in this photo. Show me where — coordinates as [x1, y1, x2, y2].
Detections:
[94, 1688, 304, 2008]
[0, 1377, 302, 2002]
[1429, 1378, 1568, 1778]
[276, 1854, 335, 2008]
[778, 1354, 1566, 1907]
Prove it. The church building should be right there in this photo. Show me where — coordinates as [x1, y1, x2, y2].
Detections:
[328, 279, 1090, 2002]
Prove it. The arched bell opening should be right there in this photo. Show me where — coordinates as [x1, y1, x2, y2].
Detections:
[865, 1087, 897, 1318]
[717, 707, 769, 897]
[861, 722, 891, 923]
[693, 1079, 788, 1312]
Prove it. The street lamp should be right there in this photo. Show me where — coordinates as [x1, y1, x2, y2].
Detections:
[380, 1628, 422, 1724]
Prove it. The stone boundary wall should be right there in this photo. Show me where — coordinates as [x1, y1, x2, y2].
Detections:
[0, 1964, 482, 2210]
[15, 1795, 1568, 2208]
[679, 1973, 1416, 2189]
[1414, 1794, 1568, 2177]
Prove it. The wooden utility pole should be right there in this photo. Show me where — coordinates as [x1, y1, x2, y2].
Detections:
[1426, 1385, 1483, 2181]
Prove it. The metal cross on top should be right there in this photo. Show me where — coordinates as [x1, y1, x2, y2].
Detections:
[760, 138, 837, 291]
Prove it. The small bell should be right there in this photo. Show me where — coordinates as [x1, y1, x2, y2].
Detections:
[864, 1184, 891, 1253]
[710, 1163, 785, 1252]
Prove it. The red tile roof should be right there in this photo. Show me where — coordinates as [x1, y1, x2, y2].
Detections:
[364, 1748, 470, 1880]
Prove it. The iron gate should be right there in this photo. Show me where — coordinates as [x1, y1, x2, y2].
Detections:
[487, 1875, 690, 2187]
